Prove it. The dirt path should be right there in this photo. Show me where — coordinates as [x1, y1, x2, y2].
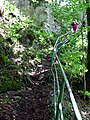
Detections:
[0, 55, 53, 120]
[0, 80, 53, 120]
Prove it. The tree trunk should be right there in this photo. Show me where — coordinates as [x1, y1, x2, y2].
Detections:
[86, 1, 90, 91]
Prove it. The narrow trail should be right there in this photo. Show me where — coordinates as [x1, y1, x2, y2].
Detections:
[0, 82, 52, 120]
[0, 56, 53, 120]
[0, 51, 90, 120]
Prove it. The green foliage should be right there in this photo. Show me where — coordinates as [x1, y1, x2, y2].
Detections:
[29, 0, 49, 8]
[79, 91, 90, 99]
[3, 56, 8, 65]
[0, 1, 89, 120]
[0, 43, 9, 66]
[49, 1, 87, 80]
[59, 35, 87, 79]
[0, 68, 21, 93]
[0, 80, 21, 93]
[85, 91, 90, 98]
[0, 0, 88, 94]
[0, 2, 55, 93]
[0, 98, 13, 103]
[50, 0, 86, 33]
[5, 1, 16, 12]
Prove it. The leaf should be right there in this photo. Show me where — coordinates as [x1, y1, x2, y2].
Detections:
[3, 56, 8, 65]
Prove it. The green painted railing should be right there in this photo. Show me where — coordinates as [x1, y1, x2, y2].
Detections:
[51, 32, 82, 120]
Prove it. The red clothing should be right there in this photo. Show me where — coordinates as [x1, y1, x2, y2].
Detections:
[72, 24, 77, 33]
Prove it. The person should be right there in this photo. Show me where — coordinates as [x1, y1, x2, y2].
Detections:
[71, 21, 78, 33]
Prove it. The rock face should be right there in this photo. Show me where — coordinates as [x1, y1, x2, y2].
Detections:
[7, 0, 34, 16]
[43, 8, 60, 33]
[7, 0, 60, 33]
[0, 0, 5, 6]
[0, 0, 5, 17]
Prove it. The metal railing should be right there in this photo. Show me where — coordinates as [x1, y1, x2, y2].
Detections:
[51, 32, 82, 120]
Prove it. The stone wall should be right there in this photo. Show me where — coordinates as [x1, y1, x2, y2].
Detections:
[6, 0, 60, 33]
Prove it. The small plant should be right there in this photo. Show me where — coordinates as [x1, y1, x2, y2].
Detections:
[0, 98, 13, 103]
[79, 90, 90, 99]
[0, 80, 21, 93]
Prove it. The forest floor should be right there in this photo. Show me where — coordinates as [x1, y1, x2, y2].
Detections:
[0, 55, 53, 120]
[0, 80, 53, 120]
[0, 55, 90, 120]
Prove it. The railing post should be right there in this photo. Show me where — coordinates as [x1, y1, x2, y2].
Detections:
[56, 54, 82, 120]
[51, 34, 82, 120]
[56, 79, 65, 120]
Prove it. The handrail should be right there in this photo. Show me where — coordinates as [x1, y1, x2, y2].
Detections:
[51, 34, 82, 120]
